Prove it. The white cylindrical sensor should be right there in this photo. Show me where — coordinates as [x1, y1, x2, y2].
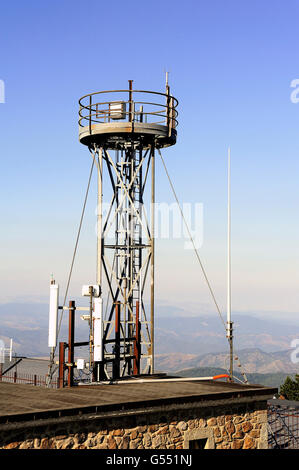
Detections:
[93, 297, 103, 362]
[48, 283, 59, 348]
[0, 340, 4, 364]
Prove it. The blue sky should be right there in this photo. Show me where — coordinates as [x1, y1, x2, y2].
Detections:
[0, 0, 299, 320]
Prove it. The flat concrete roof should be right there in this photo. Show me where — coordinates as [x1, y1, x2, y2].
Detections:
[0, 379, 277, 426]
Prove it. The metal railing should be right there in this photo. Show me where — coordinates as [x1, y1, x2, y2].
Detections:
[0, 370, 59, 388]
[268, 399, 299, 449]
[78, 89, 179, 131]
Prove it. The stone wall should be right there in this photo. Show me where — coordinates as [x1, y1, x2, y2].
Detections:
[0, 400, 268, 450]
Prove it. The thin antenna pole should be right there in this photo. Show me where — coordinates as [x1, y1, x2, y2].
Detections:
[165, 72, 170, 135]
[150, 144, 155, 374]
[227, 146, 233, 380]
[227, 146, 231, 325]
[97, 147, 103, 286]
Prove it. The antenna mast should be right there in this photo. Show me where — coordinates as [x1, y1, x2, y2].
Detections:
[227, 146, 233, 380]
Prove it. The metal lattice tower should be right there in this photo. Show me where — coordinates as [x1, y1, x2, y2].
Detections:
[78, 79, 178, 381]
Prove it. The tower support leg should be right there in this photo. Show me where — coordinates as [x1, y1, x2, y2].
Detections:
[67, 301, 75, 387]
[58, 341, 66, 388]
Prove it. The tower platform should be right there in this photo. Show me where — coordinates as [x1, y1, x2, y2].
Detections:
[78, 87, 178, 149]
[79, 121, 177, 149]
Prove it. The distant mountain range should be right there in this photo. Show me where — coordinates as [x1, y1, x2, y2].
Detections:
[154, 313, 299, 378]
[0, 303, 298, 379]
[155, 347, 298, 375]
[0, 302, 88, 357]
[155, 314, 299, 355]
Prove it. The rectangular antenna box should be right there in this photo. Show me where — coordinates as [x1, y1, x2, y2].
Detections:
[109, 101, 126, 120]
[82, 285, 101, 297]
[76, 358, 85, 370]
